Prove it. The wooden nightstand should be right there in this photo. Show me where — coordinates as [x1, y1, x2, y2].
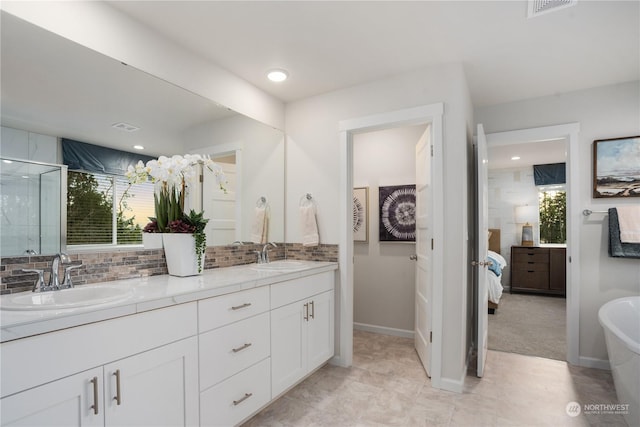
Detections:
[510, 246, 566, 296]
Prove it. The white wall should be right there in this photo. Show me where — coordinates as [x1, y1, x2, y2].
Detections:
[285, 63, 474, 390]
[2, 2, 284, 130]
[488, 165, 540, 286]
[476, 81, 640, 364]
[183, 114, 286, 244]
[353, 125, 424, 334]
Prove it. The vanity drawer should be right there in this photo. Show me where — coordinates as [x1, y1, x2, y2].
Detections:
[198, 286, 269, 333]
[271, 271, 333, 309]
[200, 358, 271, 427]
[199, 312, 270, 390]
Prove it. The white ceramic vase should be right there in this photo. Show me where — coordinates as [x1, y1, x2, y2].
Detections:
[162, 233, 202, 277]
[142, 232, 163, 250]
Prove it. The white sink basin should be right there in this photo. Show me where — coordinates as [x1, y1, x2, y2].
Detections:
[0, 285, 133, 311]
[251, 260, 306, 272]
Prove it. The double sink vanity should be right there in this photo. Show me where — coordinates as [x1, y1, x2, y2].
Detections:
[0, 260, 337, 427]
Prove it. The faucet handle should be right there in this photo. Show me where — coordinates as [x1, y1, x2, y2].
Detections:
[61, 264, 82, 289]
[22, 269, 46, 292]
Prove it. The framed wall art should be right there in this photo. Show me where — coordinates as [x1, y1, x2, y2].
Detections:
[593, 136, 640, 198]
[379, 184, 416, 242]
[353, 187, 369, 242]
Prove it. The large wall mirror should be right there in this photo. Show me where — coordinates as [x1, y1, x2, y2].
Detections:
[0, 11, 285, 256]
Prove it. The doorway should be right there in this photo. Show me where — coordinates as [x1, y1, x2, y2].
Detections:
[483, 123, 580, 365]
[338, 103, 444, 387]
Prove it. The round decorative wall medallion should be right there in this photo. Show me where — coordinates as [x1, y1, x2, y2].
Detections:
[379, 185, 416, 241]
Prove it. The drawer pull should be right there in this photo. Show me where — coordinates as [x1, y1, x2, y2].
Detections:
[528, 270, 535, 273]
[233, 392, 253, 406]
[232, 342, 252, 353]
[113, 369, 122, 405]
[90, 376, 99, 415]
[231, 302, 252, 310]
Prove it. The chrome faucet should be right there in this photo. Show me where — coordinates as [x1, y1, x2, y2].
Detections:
[262, 242, 277, 264]
[50, 253, 70, 290]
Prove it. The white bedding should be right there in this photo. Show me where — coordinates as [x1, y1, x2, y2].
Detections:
[487, 250, 506, 304]
[488, 270, 503, 304]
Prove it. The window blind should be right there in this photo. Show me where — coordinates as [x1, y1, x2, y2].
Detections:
[533, 163, 566, 186]
[62, 138, 154, 175]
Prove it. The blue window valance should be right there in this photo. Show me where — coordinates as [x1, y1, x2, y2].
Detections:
[62, 138, 155, 176]
[533, 163, 566, 186]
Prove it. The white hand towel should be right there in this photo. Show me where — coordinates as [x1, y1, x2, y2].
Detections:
[617, 205, 640, 243]
[300, 205, 319, 247]
[251, 206, 267, 244]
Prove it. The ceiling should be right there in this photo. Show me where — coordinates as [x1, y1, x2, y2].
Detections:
[487, 138, 566, 170]
[107, 0, 639, 106]
[0, 11, 235, 156]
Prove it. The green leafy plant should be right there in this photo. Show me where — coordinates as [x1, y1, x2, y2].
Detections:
[183, 210, 209, 273]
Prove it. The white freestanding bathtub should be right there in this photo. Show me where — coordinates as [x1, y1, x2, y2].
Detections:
[598, 296, 640, 427]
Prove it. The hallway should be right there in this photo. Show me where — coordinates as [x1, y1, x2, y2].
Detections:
[243, 330, 625, 426]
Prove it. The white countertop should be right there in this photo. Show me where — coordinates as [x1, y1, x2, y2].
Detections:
[0, 261, 338, 343]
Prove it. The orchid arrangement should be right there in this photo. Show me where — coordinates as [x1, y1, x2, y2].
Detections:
[126, 154, 226, 273]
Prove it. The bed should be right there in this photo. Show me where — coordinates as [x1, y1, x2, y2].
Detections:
[487, 228, 506, 314]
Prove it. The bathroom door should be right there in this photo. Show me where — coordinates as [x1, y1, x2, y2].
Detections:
[475, 123, 490, 377]
[414, 126, 432, 377]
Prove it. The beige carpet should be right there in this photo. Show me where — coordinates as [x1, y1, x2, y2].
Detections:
[488, 292, 566, 361]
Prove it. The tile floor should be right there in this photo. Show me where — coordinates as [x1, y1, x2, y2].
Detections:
[242, 330, 627, 427]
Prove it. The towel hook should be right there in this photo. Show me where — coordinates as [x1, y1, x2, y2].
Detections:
[256, 196, 267, 208]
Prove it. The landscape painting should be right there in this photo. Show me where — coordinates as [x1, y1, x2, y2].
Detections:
[593, 136, 640, 198]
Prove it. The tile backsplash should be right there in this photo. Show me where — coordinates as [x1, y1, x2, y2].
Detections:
[1, 243, 338, 294]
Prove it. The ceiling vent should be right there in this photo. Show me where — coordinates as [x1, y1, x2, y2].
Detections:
[528, 0, 577, 18]
[112, 122, 140, 132]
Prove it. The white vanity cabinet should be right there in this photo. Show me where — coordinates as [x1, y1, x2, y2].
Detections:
[0, 303, 199, 427]
[198, 286, 272, 427]
[270, 271, 335, 398]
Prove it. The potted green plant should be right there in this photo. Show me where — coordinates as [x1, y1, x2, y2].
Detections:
[126, 154, 225, 275]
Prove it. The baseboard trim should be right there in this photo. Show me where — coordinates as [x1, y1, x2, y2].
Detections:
[353, 322, 414, 339]
[438, 374, 465, 393]
[578, 356, 610, 370]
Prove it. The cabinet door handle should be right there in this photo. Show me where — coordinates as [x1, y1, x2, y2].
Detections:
[303, 303, 309, 321]
[232, 342, 252, 353]
[231, 302, 252, 310]
[309, 300, 315, 319]
[233, 392, 253, 406]
[113, 369, 122, 405]
[90, 376, 99, 415]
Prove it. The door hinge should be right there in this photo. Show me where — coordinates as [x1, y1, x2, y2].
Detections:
[431, 239, 434, 250]
[430, 145, 434, 156]
[199, 174, 203, 183]
[430, 331, 432, 343]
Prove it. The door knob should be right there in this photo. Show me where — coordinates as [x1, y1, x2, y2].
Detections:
[409, 254, 418, 261]
[471, 260, 493, 267]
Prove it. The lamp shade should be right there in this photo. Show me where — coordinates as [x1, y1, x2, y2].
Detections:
[515, 205, 538, 224]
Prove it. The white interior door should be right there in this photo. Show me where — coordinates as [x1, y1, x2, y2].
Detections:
[414, 125, 432, 377]
[475, 123, 490, 377]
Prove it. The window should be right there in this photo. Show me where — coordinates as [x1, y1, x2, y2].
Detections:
[538, 188, 566, 244]
[67, 171, 154, 246]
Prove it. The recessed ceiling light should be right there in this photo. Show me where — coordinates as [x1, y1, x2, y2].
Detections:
[267, 69, 288, 82]
[511, 156, 521, 160]
[133, 145, 144, 150]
